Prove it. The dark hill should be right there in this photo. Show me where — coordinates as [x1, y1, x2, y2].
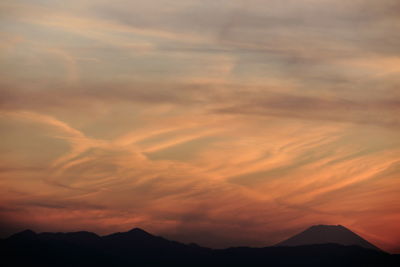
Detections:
[1, 226, 398, 267]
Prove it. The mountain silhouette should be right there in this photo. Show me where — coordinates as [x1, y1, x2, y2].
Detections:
[276, 225, 380, 251]
[1, 226, 398, 266]
[7, 229, 37, 241]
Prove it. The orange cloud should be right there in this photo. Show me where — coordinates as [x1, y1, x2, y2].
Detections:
[0, 0, 399, 254]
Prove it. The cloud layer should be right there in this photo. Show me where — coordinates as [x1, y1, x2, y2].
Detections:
[0, 0, 399, 253]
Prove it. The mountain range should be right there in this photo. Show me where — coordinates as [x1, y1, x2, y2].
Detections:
[1, 225, 398, 266]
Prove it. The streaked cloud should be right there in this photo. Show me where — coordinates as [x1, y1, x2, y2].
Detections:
[0, 0, 399, 253]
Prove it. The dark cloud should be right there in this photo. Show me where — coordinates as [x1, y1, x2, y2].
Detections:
[1, 78, 399, 129]
[0, 81, 211, 111]
[215, 91, 400, 128]
[91, 0, 400, 56]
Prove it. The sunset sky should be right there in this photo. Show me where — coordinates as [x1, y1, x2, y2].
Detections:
[1, 0, 399, 253]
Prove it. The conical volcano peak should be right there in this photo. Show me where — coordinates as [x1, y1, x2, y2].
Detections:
[310, 224, 346, 229]
[276, 225, 380, 251]
[307, 224, 350, 232]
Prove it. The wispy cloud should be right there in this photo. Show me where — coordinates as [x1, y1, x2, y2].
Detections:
[0, 0, 399, 254]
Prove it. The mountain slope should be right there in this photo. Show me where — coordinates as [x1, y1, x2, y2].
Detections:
[1, 226, 397, 267]
[276, 225, 380, 250]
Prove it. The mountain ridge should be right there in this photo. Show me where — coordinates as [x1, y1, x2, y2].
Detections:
[2, 225, 398, 267]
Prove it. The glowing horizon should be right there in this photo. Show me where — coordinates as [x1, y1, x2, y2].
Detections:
[0, 0, 399, 253]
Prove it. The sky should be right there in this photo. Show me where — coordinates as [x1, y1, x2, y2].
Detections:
[0, 0, 400, 253]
